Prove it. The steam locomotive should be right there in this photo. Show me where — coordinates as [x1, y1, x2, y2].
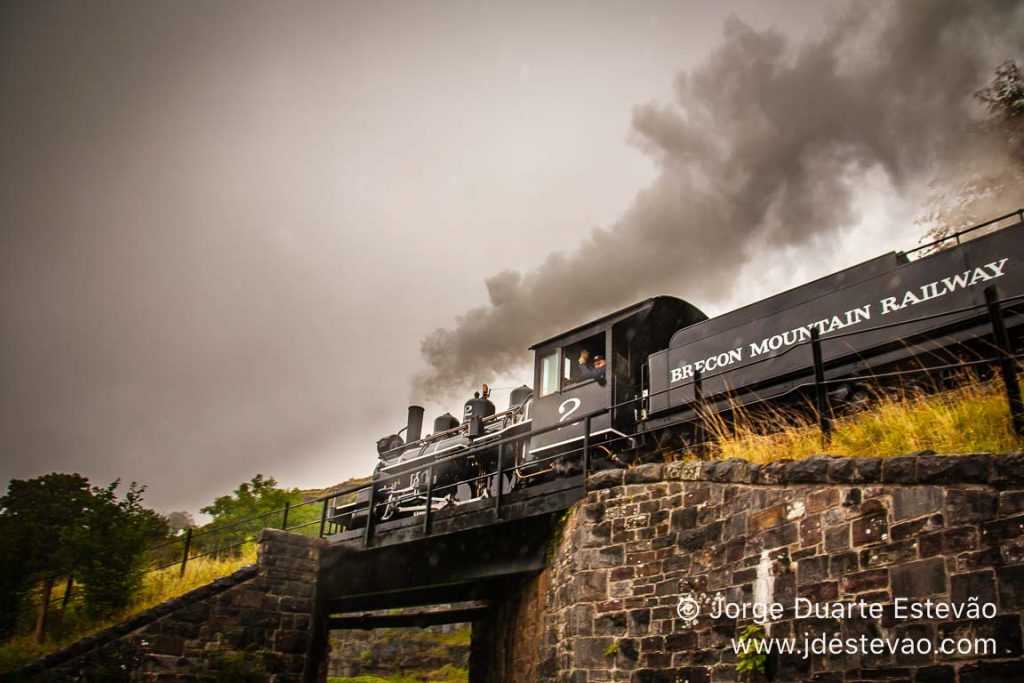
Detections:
[334, 211, 1024, 529]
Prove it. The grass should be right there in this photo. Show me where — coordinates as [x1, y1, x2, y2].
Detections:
[696, 375, 1024, 464]
[403, 626, 471, 647]
[327, 667, 469, 683]
[328, 677, 423, 683]
[133, 542, 258, 611]
[0, 544, 257, 672]
[6, 376, 1018, 674]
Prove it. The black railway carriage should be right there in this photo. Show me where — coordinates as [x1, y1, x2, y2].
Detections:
[333, 211, 1024, 531]
[641, 214, 1024, 435]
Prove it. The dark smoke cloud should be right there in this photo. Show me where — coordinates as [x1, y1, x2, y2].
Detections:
[417, 0, 1024, 398]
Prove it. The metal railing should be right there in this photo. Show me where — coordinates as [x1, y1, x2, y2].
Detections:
[317, 401, 610, 546]
[666, 285, 1024, 446]
[13, 280, 1024, 644]
[309, 285, 1024, 551]
[903, 209, 1024, 257]
[16, 483, 345, 642]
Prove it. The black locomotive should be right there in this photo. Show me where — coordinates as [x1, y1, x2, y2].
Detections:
[335, 211, 1024, 529]
[369, 384, 533, 522]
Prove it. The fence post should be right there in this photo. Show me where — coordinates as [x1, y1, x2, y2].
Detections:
[985, 285, 1024, 435]
[61, 575, 74, 610]
[423, 466, 433, 534]
[810, 328, 833, 447]
[692, 369, 706, 456]
[179, 527, 193, 578]
[318, 498, 329, 538]
[494, 446, 504, 518]
[281, 501, 290, 531]
[582, 415, 591, 482]
[364, 482, 376, 547]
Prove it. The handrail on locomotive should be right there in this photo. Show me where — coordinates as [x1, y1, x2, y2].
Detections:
[328, 210, 1024, 542]
[903, 208, 1024, 256]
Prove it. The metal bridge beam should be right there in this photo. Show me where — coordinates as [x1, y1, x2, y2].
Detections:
[319, 513, 557, 613]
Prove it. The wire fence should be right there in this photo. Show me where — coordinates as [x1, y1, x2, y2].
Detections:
[12, 480, 362, 644]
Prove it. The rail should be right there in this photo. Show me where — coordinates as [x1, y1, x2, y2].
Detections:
[902, 208, 1024, 257]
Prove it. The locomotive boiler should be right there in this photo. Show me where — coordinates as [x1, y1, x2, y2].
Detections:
[335, 384, 534, 529]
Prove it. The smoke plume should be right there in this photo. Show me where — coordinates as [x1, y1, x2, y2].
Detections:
[417, 0, 1024, 398]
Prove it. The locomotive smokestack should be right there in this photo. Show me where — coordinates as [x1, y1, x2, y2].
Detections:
[406, 405, 425, 445]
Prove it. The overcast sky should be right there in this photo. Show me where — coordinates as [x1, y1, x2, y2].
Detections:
[1, 1, 1020, 516]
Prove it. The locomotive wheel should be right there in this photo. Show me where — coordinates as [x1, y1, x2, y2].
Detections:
[555, 457, 583, 476]
[454, 482, 474, 502]
[486, 471, 516, 497]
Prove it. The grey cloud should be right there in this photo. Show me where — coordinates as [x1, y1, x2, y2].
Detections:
[416, 0, 1024, 398]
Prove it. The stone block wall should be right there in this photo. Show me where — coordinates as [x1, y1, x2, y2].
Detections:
[329, 623, 470, 679]
[8, 529, 327, 682]
[475, 453, 1024, 683]
[471, 564, 549, 681]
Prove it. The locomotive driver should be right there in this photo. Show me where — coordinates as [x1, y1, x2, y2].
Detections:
[577, 348, 607, 381]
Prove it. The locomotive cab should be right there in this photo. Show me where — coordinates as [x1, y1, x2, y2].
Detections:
[525, 296, 706, 470]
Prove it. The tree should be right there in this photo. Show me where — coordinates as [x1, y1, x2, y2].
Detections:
[165, 510, 196, 536]
[0, 474, 96, 576]
[918, 61, 1024, 245]
[0, 515, 31, 636]
[73, 481, 168, 618]
[0, 474, 97, 636]
[197, 475, 310, 551]
[0, 474, 168, 634]
[976, 61, 1024, 128]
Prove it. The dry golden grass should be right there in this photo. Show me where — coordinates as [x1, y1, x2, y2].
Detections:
[0, 544, 257, 672]
[700, 376, 1024, 464]
[132, 542, 257, 613]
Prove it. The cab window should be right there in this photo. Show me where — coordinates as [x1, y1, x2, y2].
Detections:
[563, 333, 606, 386]
[539, 350, 559, 397]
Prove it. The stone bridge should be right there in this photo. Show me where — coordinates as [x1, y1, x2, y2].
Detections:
[10, 452, 1024, 682]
